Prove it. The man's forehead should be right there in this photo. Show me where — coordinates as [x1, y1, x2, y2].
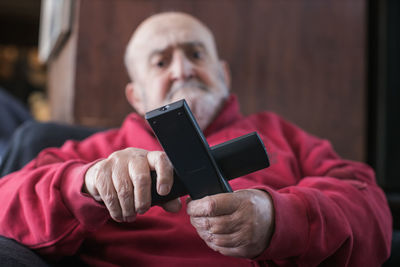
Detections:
[130, 13, 217, 59]
[145, 30, 211, 54]
[149, 41, 205, 56]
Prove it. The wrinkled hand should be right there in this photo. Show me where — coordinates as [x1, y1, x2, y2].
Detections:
[84, 148, 181, 222]
[187, 189, 274, 258]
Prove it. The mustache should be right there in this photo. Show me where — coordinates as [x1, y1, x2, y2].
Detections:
[166, 79, 208, 100]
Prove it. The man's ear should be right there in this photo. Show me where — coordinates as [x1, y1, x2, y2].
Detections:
[125, 82, 145, 115]
[220, 60, 231, 90]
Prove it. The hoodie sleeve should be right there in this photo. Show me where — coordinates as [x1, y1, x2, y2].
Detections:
[241, 114, 392, 266]
[0, 130, 119, 260]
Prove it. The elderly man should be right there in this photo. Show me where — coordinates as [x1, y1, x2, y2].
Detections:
[0, 12, 392, 266]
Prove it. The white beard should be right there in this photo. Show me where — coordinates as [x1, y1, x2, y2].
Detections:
[164, 79, 228, 130]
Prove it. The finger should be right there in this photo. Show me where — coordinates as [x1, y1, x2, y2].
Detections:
[197, 230, 246, 248]
[147, 151, 173, 196]
[190, 214, 243, 234]
[96, 166, 123, 221]
[161, 198, 182, 213]
[128, 155, 151, 214]
[84, 162, 102, 201]
[110, 165, 136, 222]
[187, 193, 239, 217]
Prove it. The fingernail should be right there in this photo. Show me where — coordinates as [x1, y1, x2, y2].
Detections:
[125, 215, 136, 222]
[114, 217, 123, 222]
[159, 184, 170, 195]
[136, 205, 148, 214]
[137, 208, 146, 214]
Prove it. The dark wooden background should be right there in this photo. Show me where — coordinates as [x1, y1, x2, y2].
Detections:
[48, 0, 367, 162]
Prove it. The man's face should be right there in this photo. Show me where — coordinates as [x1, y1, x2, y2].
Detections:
[126, 13, 230, 130]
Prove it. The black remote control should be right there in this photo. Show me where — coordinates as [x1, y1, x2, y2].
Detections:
[145, 99, 270, 204]
[146, 100, 232, 200]
[147, 132, 270, 205]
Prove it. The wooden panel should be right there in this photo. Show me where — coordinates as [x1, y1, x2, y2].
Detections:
[53, 0, 367, 161]
[47, 0, 80, 124]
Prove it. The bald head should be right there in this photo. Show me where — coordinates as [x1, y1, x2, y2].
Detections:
[124, 12, 219, 80]
[123, 12, 230, 130]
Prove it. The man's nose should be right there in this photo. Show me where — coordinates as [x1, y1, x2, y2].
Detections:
[170, 51, 194, 80]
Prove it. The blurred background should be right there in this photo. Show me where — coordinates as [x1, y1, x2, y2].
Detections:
[0, 0, 399, 262]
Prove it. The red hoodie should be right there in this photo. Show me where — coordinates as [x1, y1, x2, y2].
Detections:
[0, 95, 392, 266]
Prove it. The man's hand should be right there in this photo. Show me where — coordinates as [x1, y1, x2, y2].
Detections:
[187, 189, 274, 258]
[84, 148, 181, 222]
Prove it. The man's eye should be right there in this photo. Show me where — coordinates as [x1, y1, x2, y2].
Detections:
[157, 61, 165, 68]
[192, 51, 201, 60]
